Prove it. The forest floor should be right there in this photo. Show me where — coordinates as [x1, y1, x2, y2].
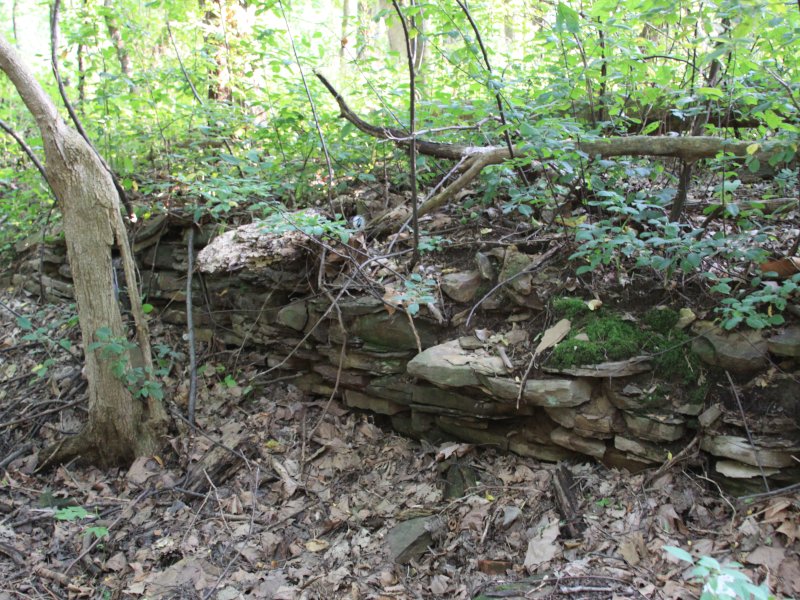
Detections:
[1, 295, 799, 600]
[1, 174, 800, 599]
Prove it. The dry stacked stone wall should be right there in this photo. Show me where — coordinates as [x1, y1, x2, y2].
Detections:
[12, 214, 800, 492]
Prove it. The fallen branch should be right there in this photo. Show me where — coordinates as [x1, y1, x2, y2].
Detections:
[316, 74, 788, 230]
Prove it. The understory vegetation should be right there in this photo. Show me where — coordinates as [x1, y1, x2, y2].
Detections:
[1, 0, 798, 337]
[2, 2, 800, 598]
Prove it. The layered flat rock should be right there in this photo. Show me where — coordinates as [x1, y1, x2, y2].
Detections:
[407, 340, 507, 387]
[543, 357, 651, 378]
[768, 326, 800, 357]
[478, 375, 592, 408]
[701, 435, 800, 468]
[691, 320, 768, 373]
[623, 412, 686, 442]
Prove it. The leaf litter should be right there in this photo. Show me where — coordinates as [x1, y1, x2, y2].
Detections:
[1, 292, 799, 599]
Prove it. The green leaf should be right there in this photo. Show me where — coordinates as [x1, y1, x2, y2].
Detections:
[16, 316, 33, 330]
[86, 526, 109, 540]
[556, 2, 580, 34]
[142, 303, 154, 314]
[663, 546, 694, 563]
[55, 506, 90, 521]
[697, 87, 723, 99]
[763, 110, 782, 129]
[641, 121, 660, 135]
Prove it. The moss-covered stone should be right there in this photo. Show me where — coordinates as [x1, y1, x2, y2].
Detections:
[546, 302, 700, 384]
[551, 297, 590, 320]
[642, 306, 680, 335]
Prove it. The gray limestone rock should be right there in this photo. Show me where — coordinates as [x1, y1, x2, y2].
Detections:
[768, 326, 800, 358]
[441, 270, 482, 303]
[691, 320, 768, 373]
[479, 375, 592, 408]
[407, 340, 507, 388]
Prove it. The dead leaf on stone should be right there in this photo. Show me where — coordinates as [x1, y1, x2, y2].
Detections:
[776, 520, 799, 544]
[429, 574, 450, 594]
[104, 552, 128, 572]
[778, 556, 800, 595]
[534, 318, 571, 358]
[460, 498, 491, 532]
[656, 504, 682, 534]
[761, 498, 793, 523]
[474, 328, 491, 342]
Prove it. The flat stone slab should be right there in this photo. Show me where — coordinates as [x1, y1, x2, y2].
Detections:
[623, 412, 686, 442]
[387, 516, 442, 563]
[407, 340, 507, 388]
[768, 326, 800, 357]
[692, 320, 768, 373]
[550, 427, 607, 459]
[441, 270, 482, 303]
[543, 357, 652, 378]
[701, 435, 800, 468]
[479, 375, 592, 408]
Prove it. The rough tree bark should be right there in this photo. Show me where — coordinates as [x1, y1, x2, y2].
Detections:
[0, 36, 168, 468]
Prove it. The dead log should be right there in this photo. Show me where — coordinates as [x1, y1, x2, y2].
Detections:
[316, 73, 791, 230]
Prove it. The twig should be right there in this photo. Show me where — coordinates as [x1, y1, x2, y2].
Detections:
[725, 370, 770, 493]
[644, 434, 700, 485]
[277, 0, 336, 216]
[454, 0, 526, 185]
[186, 226, 198, 429]
[50, 0, 134, 220]
[738, 481, 800, 501]
[65, 489, 152, 573]
[0, 118, 51, 187]
[166, 21, 203, 105]
[202, 466, 261, 600]
[465, 243, 561, 327]
[391, 0, 420, 265]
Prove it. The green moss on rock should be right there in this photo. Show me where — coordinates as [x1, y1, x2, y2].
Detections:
[546, 299, 699, 384]
[643, 307, 680, 335]
[551, 297, 590, 321]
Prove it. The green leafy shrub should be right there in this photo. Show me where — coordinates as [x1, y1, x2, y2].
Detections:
[663, 546, 776, 600]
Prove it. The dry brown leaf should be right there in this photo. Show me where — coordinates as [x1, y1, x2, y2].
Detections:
[776, 520, 799, 544]
[618, 532, 646, 566]
[534, 318, 571, 357]
[760, 257, 800, 279]
[305, 539, 329, 552]
[436, 442, 473, 461]
[524, 515, 561, 571]
[745, 545, 785, 571]
[586, 298, 603, 311]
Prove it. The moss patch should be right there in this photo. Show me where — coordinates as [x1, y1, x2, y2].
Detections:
[546, 298, 699, 383]
[551, 297, 591, 321]
[642, 307, 680, 335]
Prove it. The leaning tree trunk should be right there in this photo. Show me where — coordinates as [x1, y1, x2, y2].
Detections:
[0, 36, 168, 468]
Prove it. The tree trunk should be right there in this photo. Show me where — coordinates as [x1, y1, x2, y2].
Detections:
[379, 0, 406, 57]
[0, 36, 168, 468]
[103, 0, 134, 88]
